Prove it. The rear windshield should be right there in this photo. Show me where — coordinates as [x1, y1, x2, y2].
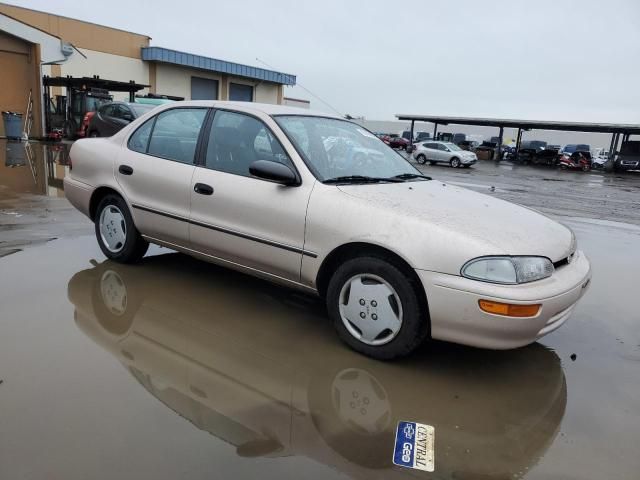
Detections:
[131, 104, 156, 116]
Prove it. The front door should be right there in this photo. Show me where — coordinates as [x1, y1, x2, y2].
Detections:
[189, 109, 312, 283]
[116, 107, 208, 245]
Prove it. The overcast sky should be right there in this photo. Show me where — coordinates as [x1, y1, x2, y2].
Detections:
[9, 0, 640, 122]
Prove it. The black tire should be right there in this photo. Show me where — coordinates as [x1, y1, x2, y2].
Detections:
[416, 154, 427, 165]
[450, 157, 461, 168]
[89, 130, 99, 138]
[326, 256, 429, 360]
[94, 194, 148, 263]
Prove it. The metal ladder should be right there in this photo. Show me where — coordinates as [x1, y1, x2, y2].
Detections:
[22, 89, 34, 141]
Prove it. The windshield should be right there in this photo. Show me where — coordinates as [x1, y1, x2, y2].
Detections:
[275, 116, 422, 181]
[444, 143, 462, 151]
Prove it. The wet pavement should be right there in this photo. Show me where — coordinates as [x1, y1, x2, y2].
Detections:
[0, 141, 639, 479]
[0, 140, 91, 257]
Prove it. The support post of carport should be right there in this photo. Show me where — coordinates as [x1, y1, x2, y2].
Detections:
[613, 132, 621, 155]
[515, 128, 522, 160]
[432, 122, 438, 141]
[608, 133, 617, 159]
[496, 126, 504, 161]
[409, 119, 415, 152]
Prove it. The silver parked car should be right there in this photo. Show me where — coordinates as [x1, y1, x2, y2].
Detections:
[64, 101, 591, 359]
[413, 141, 477, 167]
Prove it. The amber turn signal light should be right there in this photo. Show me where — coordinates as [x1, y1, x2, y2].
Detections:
[478, 300, 541, 317]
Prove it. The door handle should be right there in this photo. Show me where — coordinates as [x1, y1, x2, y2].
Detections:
[119, 165, 133, 175]
[194, 183, 214, 195]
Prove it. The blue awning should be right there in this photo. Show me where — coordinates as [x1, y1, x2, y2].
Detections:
[142, 47, 296, 86]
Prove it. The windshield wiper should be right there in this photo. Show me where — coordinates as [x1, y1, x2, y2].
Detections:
[392, 173, 432, 181]
[323, 175, 404, 184]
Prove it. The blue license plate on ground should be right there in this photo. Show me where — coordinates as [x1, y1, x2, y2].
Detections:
[393, 421, 435, 472]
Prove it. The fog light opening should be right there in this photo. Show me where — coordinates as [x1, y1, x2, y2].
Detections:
[478, 300, 541, 317]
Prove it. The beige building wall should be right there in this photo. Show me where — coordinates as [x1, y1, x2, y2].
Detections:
[153, 63, 281, 104]
[0, 2, 150, 58]
[255, 83, 279, 104]
[154, 63, 222, 100]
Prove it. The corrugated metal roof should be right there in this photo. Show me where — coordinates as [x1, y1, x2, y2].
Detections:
[396, 114, 640, 134]
[142, 46, 296, 86]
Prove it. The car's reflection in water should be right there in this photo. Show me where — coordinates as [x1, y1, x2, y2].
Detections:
[68, 253, 566, 479]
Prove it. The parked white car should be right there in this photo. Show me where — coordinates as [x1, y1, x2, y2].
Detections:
[64, 101, 591, 359]
[413, 141, 478, 167]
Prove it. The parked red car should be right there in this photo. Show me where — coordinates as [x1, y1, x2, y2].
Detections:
[388, 136, 410, 150]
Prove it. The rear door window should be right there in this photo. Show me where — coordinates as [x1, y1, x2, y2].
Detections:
[128, 118, 154, 153]
[147, 108, 207, 164]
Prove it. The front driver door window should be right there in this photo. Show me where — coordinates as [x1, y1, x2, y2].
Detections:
[189, 109, 313, 282]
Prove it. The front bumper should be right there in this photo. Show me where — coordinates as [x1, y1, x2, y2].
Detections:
[416, 250, 591, 349]
[461, 157, 477, 165]
[616, 161, 640, 171]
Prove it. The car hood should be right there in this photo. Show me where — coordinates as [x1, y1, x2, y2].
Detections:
[337, 180, 574, 263]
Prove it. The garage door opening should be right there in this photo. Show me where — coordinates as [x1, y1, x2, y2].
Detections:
[229, 83, 253, 102]
[191, 77, 219, 100]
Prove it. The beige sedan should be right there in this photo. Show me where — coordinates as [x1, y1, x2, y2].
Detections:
[64, 101, 591, 359]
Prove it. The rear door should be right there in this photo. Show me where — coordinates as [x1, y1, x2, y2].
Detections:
[189, 109, 312, 282]
[116, 107, 208, 245]
[424, 142, 437, 160]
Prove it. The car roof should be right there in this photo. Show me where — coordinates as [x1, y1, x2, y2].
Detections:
[151, 100, 342, 119]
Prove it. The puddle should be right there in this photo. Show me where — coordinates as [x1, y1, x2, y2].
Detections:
[0, 233, 638, 479]
[0, 139, 70, 197]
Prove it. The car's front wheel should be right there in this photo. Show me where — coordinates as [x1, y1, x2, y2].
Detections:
[95, 194, 148, 263]
[326, 257, 429, 359]
[450, 157, 461, 168]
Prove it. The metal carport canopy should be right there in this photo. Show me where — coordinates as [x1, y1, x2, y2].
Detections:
[395, 114, 640, 134]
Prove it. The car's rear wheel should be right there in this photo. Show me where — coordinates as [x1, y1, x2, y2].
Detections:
[95, 194, 148, 263]
[326, 257, 428, 359]
[416, 154, 427, 164]
[450, 157, 461, 168]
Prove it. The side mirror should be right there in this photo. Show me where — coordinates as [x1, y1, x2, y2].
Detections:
[249, 160, 299, 186]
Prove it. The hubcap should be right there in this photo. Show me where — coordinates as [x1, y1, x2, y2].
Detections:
[99, 205, 126, 253]
[331, 368, 391, 434]
[100, 270, 127, 316]
[338, 274, 403, 345]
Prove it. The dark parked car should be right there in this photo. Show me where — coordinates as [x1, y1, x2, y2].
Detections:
[614, 141, 640, 172]
[87, 102, 155, 137]
[516, 147, 559, 166]
[532, 148, 560, 166]
[521, 140, 548, 152]
[561, 144, 590, 155]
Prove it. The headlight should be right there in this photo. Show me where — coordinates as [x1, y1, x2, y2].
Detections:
[461, 256, 554, 284]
